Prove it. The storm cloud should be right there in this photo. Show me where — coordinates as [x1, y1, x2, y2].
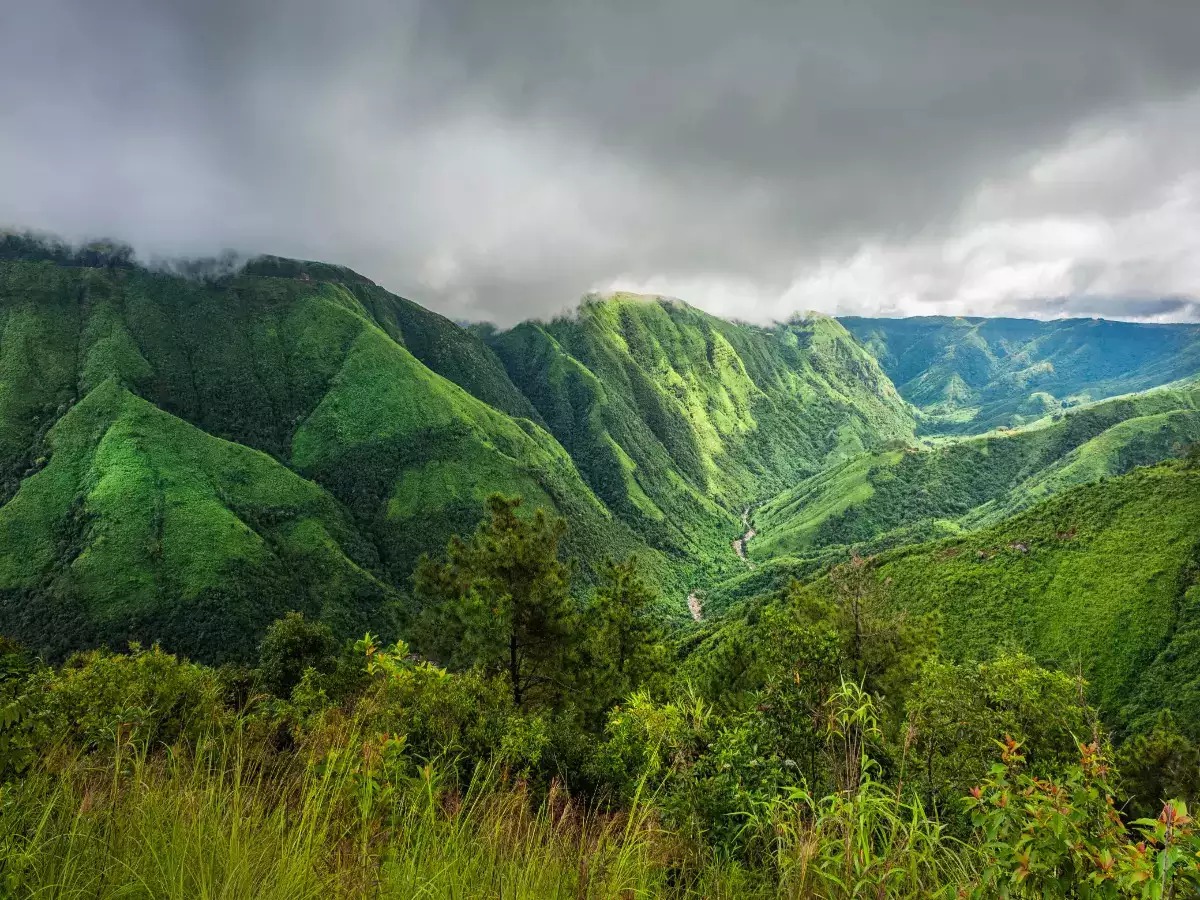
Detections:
[2, 0, 1199, 323]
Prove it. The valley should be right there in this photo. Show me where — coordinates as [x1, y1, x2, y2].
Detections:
[4, 237, 1200, 896]
[7, 4, 1200, 893]
[4, 235, 1200, 670]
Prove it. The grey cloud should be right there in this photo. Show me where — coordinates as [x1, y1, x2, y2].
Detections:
[997, 295, 1200, 322]
[2, 1, 1199, 323]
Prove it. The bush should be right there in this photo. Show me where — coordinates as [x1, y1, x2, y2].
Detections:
[257, 611, 340, 699]
[38, 645, 227, 753]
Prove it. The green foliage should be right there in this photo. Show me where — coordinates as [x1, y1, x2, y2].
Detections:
[347, 633, 529, 771]
[38, 644, 227, 753]
[0, 638, 38, 781]
[827, 553, 936, 703]
[584, 557, 669, 708]
[905, 652, 1096, 824]
[413, 495, 577, 708]
[1116, 712, 1200, 822]
[257, 611, 339, 698]
[966, 739, 1200, 898]
[2, 591, 1200, 896]
[0, 379, 402, 662]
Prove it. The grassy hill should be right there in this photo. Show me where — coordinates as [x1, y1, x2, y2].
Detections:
[0, 243, 924, 659]
[487, 295, 915, 566]
[0, 379, 401, 662]
[752, 381, 1200, 561]
[0, 240, 661, 659]
[6, 233, 1200, 674]
[871, 460, 1200, 730]
[700, 459, 1200, 733]
[841, 315, 1200, 434]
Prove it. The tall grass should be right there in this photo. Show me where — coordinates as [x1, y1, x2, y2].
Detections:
[0, 714, 971, 898]
[0, 731, 759, 898]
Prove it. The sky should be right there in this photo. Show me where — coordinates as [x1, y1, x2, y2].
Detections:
[2, 1, 1200, 325]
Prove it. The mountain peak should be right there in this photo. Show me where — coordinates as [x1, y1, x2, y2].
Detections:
[240, 254, 376, 286]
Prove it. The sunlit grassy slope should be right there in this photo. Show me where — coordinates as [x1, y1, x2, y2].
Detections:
[6, 235, 1200, 666]
[0, 244, 660, 659]
[0, 379, 400, 662]
[871, 461, 1200, 729]
[842, 315, 1200, 434]
[487, 295, 915, 564]
[753, 381, 1200, 561]
[703, 460, 1200, 732]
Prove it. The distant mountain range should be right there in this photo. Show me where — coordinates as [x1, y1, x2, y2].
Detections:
[841, 314, 1200, 433]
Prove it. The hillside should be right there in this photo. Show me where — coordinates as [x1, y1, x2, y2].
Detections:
[0, 379, 401, 662]
[752, 380, 1200, 561]
[487, 295, 915, 565]
[698, 460, 1200, 733]
[871, 461, 1200, 730]
[6, 234, 1200, 674]
[0, 243, 928, 660]
[0, 240, 658, 659]
[841, 315, 1200, 434]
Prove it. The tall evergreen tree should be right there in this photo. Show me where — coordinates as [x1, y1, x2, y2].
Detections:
[587, 557, 666, 706]
[414, 495, 576, 708]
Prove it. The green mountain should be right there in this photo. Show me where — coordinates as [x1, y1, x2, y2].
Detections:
[840, 315, 1200, 434]
[752, 380, 1200, 561]
[5, 232, 1200, 674]
[702, 458, 1200, 733]
[486, 295, 915, 565]
[0, 238, 657, 660]
[0, 242, 927, 659]
[869, 460, 1200, 732]
[0, 378, 400, 662]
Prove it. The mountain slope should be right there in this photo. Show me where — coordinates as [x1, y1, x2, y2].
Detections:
[0, 243, 666, 659]
[487, 295, 915, 564]
[841, 315, 1200, 434]
[0, 378, 401, 662]
[703, 460, 1200, 733]
[870, 461, 1200, 729]
[752, 381, 1200, 561]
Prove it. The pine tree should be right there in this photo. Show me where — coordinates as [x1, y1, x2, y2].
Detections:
[414, 495, 576, 708]
[587, 557, 666, 705]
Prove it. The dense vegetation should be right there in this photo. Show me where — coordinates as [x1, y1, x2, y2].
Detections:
[842, 315, 1200, 434]
[0, 242, 933, 659]
[486, 296, 914, 567]
[753, 381, 1200, 561]
[7, 235, 1200, 895]
[0, 240, 671, 660]
[4, 492, 1200, 897]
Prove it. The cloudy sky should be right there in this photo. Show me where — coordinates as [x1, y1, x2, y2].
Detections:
[2, 1, 1200, 324]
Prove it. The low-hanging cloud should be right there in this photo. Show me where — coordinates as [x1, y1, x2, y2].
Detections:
[1, 0, 1199, 324]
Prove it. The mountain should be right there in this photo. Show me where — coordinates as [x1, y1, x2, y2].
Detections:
[485, 295, 915, 566]
[751, 379, 1200, 561]
[0, 241, 923, 659]
[0, 238, 659, 660]
[869, 459, 1200, 732]
[5, 232, 1200, 670]
[699, 458, 1200, 734]
[841, 315, 1200, 434]
[0, 378, 401, 662]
